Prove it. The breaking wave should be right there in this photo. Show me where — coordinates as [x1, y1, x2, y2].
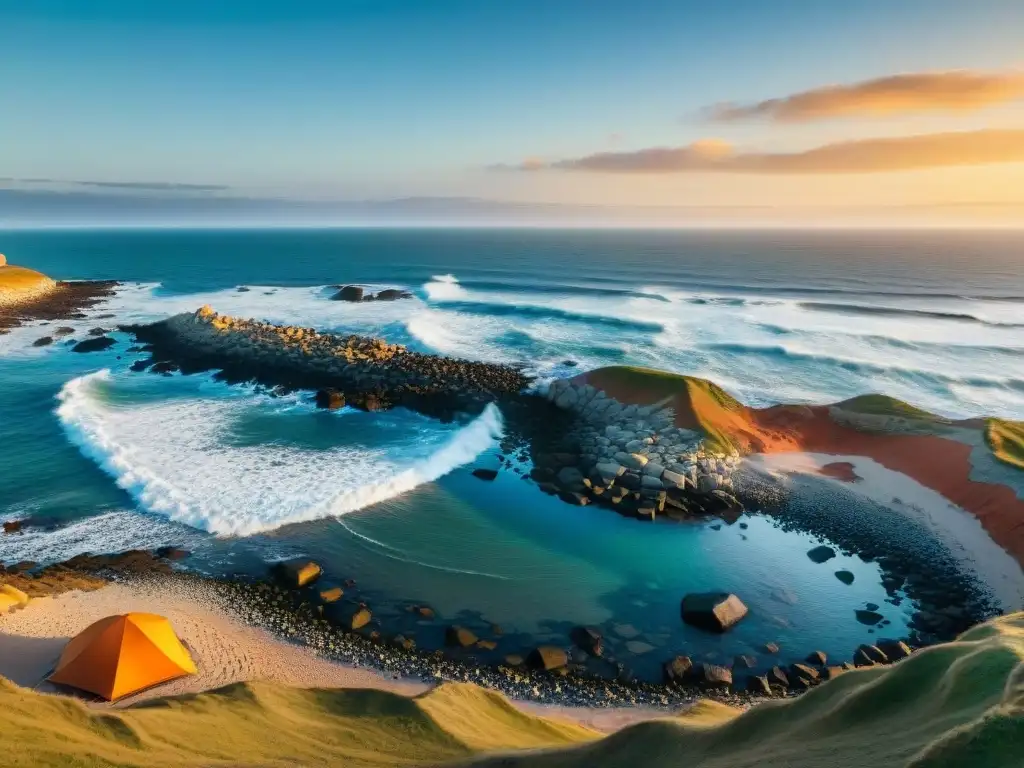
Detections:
[56, 370, 504, 536]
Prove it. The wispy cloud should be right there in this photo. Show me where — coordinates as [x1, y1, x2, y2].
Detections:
[0, 177, 228, 192]
[75, 180, 229, 191]
[709, 70, 1024, 122]
[512, 129, 1024, 174]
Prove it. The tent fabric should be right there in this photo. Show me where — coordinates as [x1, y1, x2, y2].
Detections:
[48, 613, 197, 701]
[0, 584, 30, 606]
[0, 593, 21, 614]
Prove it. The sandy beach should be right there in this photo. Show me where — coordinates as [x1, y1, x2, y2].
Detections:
[0, 579, 666, 733]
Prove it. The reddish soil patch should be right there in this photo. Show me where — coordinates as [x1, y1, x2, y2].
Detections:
[572, 368, 1024, 567]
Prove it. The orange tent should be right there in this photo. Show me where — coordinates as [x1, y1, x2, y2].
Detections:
[48, 613, 197, 701]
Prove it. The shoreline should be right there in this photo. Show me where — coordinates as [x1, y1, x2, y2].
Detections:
[749, 452, 1024, 611]
[0, 577, 677, 732]
[0, 276, 120, 335]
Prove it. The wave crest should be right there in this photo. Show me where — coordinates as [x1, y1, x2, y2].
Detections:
[57, 371, 504, 536]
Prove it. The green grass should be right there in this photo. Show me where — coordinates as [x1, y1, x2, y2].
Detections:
[834, 394, 943, 422]
[986, 418, 1024, 470]
[6, 613, 1023, 768]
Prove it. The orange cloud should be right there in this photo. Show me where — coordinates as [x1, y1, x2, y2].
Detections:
[539, 129, 1024, 174]
[710, 70, 1024, 122]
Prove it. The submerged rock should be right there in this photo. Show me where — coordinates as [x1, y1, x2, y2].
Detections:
[835, 570, 855, 585]
[807, 545, 837, 564]
[855, 610, 885, 626]
[71, 336, 116, 353]
[445, 626, 479, 648]
[471, 468, 498, 481]
[528, 646, 568, 672]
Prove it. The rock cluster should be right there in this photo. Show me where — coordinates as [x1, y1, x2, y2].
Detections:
[332, 285, 414, 302]
[537, 378, 743, 521]
[130, 306, 530, 415]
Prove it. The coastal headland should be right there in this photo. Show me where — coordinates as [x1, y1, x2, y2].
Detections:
[0, 256, 118, 335]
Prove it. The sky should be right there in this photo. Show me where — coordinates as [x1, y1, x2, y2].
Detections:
[2, 0, 1024, 225]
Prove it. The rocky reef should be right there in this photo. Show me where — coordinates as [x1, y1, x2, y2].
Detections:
[125, 306, 531, 417]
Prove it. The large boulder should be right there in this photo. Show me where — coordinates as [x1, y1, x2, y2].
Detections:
[807, 545, 837, 564]
[71, 336, 116, 353]
[372, 288, 413, 301]
[528, 646, 569, 672]
[681, 592, 748, 633]
[570, 626, 603, 657]
[663, 655, 693, 684]
[877, 640, 912, 662]
[315, 388, 346, 409]
[273, 558, 322, 588]
[445, 625, 479, 648]
[324, 602, 372, 631]
[333, 285, 364, 302]
[694, 663, 733, 688]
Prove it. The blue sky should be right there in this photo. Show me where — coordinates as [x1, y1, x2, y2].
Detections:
[2, 0, 1024, 216]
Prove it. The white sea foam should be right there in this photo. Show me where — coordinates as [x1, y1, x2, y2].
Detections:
[56, 370, 504, 536]
[423, 273, 468, 301]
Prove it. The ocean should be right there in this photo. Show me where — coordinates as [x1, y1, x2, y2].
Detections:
[2, 227, 1023, 679]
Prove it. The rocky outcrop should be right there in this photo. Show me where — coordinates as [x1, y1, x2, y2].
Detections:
[538, 378, 742, 522]
[125, 306, 531, 418]
[332, 285, 413, 302]
[273, 558, 323, 588]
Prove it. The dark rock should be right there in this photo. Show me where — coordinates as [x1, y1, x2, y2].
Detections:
[835, 570, 855, 585]
[681, 592, 749, 633]
[663, 655, 693, 684]
[412, 605, 435, 619]
[32, 336, 54, 347]
[528, 646, 569, 672]
[733, 654, 757, 669]
[71, 336, 116, 353]
[3, 520, 24, 534]
[373, 288, 413, 301]
[471, 468, 498, 481]
[766, 666, 789, 687]
[558, 490, 590, 506]
[747, 675, 772, 696]
[445, 625, 479, 648]
[866, 602, 880, 611]
[324, 602, 372, 631]
[129, 359, 150, 372]
[88, 327, 109, 336]
[856, 644, 889, 665]
[823, 666, 847, 681]
[877, 640, 912, 662]
[53, 327, 76, 338]
[855, 610, 885, 626]
[333, 285, 365, 302]
[315, 388, 346, 409]
[570, 626, 603, 657]
[562, 360, 578, 367]
[763, 642, 780, 654]
[807, 545, 837, 563]
[789, 663, 820, 686]
[694, 663, 732, 688]
[806, 650, 827, 666]
[150, 361, 178, 375]
[273, 558, 322, 588]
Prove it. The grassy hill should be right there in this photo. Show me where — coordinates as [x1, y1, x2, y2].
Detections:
[986, 418, 1024, 471]
[3, 612, 1022, 767]
[1, 678, 596, 768]
[0, 265, 55, 295]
